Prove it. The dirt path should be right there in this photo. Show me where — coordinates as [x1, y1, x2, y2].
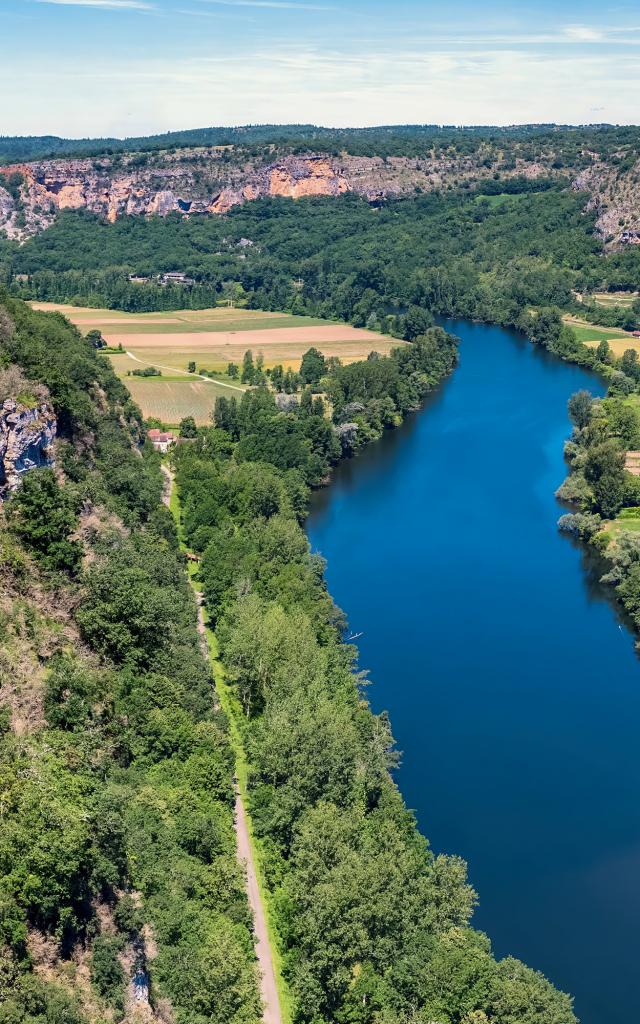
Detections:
[234, 789, 282, 1024]
[161, 463, 283, 1024]
[161, 462, 174, 508]
[126, 349, 245, 391]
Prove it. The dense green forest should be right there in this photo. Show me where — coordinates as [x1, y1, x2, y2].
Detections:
[3, 121, 640, 162]
[0, 295, 261, 1024]
[4, 181, 640, 336]
[169, 328, 577, 1023]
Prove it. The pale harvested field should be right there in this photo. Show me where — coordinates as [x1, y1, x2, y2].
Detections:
[113, 325, 394, 373]
[125, 378, 232, 425]
[584, 336, 640, 358]
[593, 291, 638, 307]
[30, 302, 327, 334]
[32, 301, 396, 418]
[31, 302, 392, 367]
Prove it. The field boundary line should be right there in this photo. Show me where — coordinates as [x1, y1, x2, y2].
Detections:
[126, 349, 245, 391]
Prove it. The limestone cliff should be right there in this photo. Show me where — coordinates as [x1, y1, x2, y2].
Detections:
[0, 397, 57, 495]
[2, 143, 638, 245]
[0, 148, 564, 241]
[573, 156, 640, 242]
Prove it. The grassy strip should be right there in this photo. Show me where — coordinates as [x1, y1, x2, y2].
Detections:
[166, 463, 293, 1024]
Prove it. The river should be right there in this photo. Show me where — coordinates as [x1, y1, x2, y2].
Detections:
[306, 320, 640, 1024]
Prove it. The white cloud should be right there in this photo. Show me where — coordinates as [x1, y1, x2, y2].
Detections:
[34, 0, 153, 9]
[3, 29, 640, 134]
[194, 0, 332, 10]
[563, 25, 605, 42]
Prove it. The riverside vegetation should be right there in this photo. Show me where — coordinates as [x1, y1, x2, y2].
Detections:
[557, 359, 640, 642]
[170, 333, 580, 1024]
[0, 292, 578, 1024]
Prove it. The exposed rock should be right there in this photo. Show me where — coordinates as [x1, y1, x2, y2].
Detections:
[0, 397, 57, 495]
[3, 142, 638, 246]
[0, 148, 570, 240]
[572, 156, 640, 244]
[0, 185, 19, 239]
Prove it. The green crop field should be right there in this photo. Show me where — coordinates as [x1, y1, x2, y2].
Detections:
[124, 377, 237, 425]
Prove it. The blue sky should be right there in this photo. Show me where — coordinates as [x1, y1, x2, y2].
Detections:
[2, 0, 640, 136]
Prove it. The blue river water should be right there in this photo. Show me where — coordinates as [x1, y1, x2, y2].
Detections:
[306, 320, 640, 1024]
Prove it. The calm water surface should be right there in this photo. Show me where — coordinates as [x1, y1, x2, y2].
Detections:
[306, 321, 640, 1024]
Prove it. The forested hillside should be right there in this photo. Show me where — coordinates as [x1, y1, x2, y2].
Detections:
[2, 121, 640, 163]
[4, 182, 640, 337]
[0, 295, 260, 1024]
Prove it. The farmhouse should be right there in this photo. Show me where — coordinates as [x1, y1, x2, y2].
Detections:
[159, 271, 195, 287]
[147, 428, 176, 453]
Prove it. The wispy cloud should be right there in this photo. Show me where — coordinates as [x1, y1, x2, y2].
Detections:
[34, 0, 154, 9]
[195, 0, 332, 10]
[564, 24, 605, 42]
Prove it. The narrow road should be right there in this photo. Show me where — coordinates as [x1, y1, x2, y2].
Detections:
[161, 463, 283, 1024]
[127, 349, 245, 391]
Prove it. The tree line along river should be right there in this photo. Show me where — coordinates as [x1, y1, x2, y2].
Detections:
[306, 319, 640, 1024]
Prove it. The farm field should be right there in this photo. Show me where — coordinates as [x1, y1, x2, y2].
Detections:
[124, 377, 237, 425]
[30, 302, 328, 334]
[563, 317, 640, 355]
[31, 302, 392, 370]
[32, 301, 394, 424]
[593, 291, 638, 307]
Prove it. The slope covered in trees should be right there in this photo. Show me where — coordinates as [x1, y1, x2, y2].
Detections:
[3, 121, 640, 162]
[0, 293, 578, 1023]
[5, 180, 640, 335]
[0, 295, 260, 1024]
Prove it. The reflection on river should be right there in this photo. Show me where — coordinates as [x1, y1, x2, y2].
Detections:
[307, 320, 640, 1024]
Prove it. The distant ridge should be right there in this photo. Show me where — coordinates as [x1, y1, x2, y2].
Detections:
[0, 121, 631, 164]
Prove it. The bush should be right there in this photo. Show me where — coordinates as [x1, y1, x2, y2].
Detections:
[91, 935, 125, 1011]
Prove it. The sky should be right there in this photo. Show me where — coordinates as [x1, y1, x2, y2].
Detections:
[1, 0, 640, 137]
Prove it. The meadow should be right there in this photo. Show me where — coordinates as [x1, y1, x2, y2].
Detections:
[563, 316, 640, 356]
[593, 291, 638, 307]
[31, 303, 391, 370]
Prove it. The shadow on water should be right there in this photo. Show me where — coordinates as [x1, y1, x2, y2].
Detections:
[307, 319, 640, 1024]
[566, 533, 640, 652]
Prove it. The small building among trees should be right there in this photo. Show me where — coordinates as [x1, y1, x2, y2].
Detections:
[147, 428, 176, 453]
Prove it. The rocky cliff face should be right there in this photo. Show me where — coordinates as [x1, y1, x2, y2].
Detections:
[573, 157, 640, 242]
[2, 144, 637, 245]
[0, 398, 57, 495]
[0, 147, 565, 241]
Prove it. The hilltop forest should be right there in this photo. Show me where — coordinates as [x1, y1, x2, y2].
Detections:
[2, 120, 640, 163]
